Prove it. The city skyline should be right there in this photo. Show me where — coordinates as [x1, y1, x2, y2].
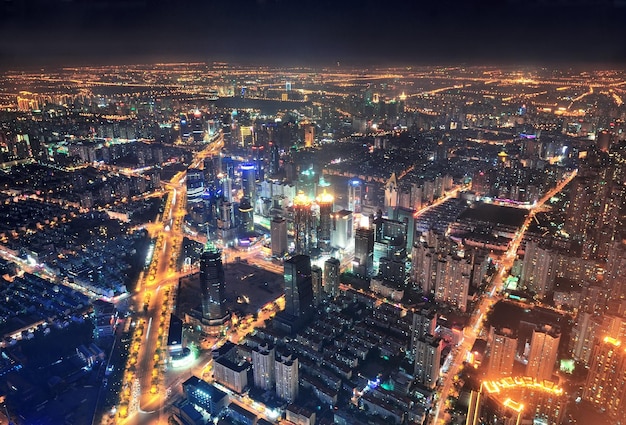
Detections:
[1, 12, 626, 423]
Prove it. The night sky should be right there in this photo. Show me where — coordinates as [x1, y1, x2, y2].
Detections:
[1, 0, 626, 69]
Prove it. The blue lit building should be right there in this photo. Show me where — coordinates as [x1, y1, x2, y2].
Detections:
[182, 376, 228, 417]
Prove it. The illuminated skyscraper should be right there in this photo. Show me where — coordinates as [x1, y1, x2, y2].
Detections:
[252, 342, 275, 391]
[526, 325, 560, 381]
[186, 167, 204, 203]
[331, 209, 353, 251]
[238, 197, 254, 234]
[240, 163, 256, 201]
[487, 327, 517, 378]
[200, 241, 227, 323]
[284, 255, 313, 318]
[354, 227, 374, 278]
[304, 124, 314, 148]
[271, 216, 287, 257]
[348, 179, 362, 213]
[275, 353, 299, 402]
[410, 308, 437, 353]
[293, 191, 313, 255]
[311, 265, 323, 306]
[414, 333, 442, 389]
[583, 336, 626, 421]
[323, 257, 340, 297]
[316, 191, 333, 252]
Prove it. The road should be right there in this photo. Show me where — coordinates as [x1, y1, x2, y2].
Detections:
[430, 169, 577, 425]
[118, 134, 224, 425]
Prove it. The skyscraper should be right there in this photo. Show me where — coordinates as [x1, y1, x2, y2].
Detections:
[526, 325, 560, 381]
[583, 336, 626, 420]
[348, 179, 362, 213]
[293, 192, 313, 255]
[252, 342, 275, 391]
[275, 353, 299, 402]
[240, 163, 256, 201]
[414, 334, 442, 389]
[271, 216, 287, 257]
[186, 167, 205, 203]
[354, 227, 374, 278]
[199, 241, 228, 323]
[410, 308, 437, 352]
[488, 327, 517, 378]
[323, 257, 340, 297]
[316, 191, 333, 252]
[311, 265, 323, 306]
[284, 255, 313, 318]
[238, 197, 254, 234]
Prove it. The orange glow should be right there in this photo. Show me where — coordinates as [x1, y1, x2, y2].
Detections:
[316, 190, 334, 204]
[503, 398, 524, 413]
[603, 336, 621, 347]
[293, 191, 311, 207]
[482, 376, 564, 396]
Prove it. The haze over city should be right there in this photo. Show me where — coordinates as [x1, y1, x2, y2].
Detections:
[0, 2, 626, 425]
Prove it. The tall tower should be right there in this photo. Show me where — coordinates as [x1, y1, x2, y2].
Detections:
[304, 124, 314, 148]
[240, 163, 256, 201]
[414, 334, 442, 389]
[200, 240, 227, 322]
[526, 325, 560, 381]
[186, 167, 205, 203]
[348, 179, 362, 213]
[252, 342, 275, 391]
[275, 353, 299, 402]
[271, 216, 287, 257]
[316, 191, 333, 252]
[293, 191, 313, 255]
[311, 265, 323, 306]
[410, 308, 437, 353]
[385, 172, 399, 210]
[284, 255, 313, 318]
[354, 227, 374, 278]
[238, 197, 254, 234]
[323, 257, 340, 298]
[488, 327, 517, 378]
[583, 336, 626, 420]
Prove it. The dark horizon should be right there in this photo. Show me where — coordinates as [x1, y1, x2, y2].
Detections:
[2, 0, 626, 71]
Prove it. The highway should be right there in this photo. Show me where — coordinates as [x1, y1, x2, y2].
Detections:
[430, 169, 577, 425]
[118, 134, 224, 425]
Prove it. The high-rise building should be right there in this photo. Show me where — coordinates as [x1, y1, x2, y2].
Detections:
[238, 198, 254, 234]
[316, 191, 333, 252]
[348, 179, 362, 213]
[583, 336, 626, 421]
[311, 265, 323, 306]
[271, 216, 287, 257]
[410, 308, 437, 352]
[354, 227, 374, 278]
[414, 334, 442, 389]
[304, 124, 314, 148]
[605, 238, 626, 302]
[199, 241, 228, 323]
[293, 192, 313, 255]
[331, 209, 353, 251]
[275, 353, 299, 402]
[526, 325, 560, 381]
[240, 163, 256, 201]
[186, 168, 205, 203]
[487, 327, 517, 378]
[284, 255, 313, 318]
[433, 254, 472, 312]
[252, 342, 275, 391]
[323, 257, 340, 297]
